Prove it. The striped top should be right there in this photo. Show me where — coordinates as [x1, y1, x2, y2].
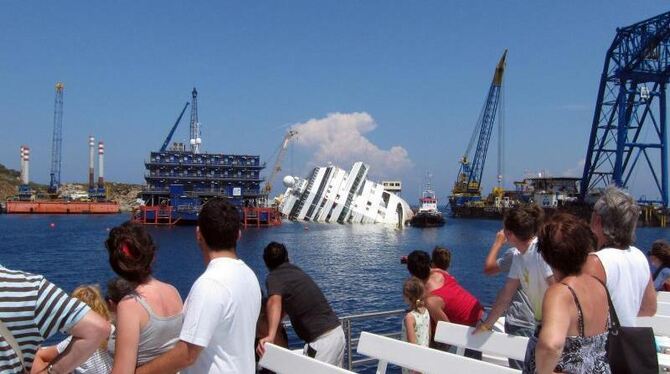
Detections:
[57, 340, 113, 374]
[0, 265, 90, 373]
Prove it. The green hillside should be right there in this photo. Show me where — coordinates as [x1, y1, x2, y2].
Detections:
[0, 163, 21, 200]
[0, 163, 48, 201]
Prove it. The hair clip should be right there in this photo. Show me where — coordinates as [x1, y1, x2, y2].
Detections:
[121, 243, 135, 259]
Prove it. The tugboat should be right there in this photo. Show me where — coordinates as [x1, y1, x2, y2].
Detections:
[410, 181, 446, 227]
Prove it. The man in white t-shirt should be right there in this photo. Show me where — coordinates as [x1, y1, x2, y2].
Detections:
[137, 198, 262, 374]
[584, 186, 656, 326]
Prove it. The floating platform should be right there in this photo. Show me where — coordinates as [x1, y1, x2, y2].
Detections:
[131, 204, 282, 227]
[242, 207, 282, 227]
[6, 200, 119, 214]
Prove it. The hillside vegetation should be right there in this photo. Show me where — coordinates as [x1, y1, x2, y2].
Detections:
[0, 163, 45, 201]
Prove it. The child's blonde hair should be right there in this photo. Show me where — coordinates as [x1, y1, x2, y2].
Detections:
[71, 285, 111, 349]
[403, 277, 425, 311]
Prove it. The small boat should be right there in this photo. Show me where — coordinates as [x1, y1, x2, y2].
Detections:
[410, 185, 445, 228]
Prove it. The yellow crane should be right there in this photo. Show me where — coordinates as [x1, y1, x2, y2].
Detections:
[263, 129, 297, 198]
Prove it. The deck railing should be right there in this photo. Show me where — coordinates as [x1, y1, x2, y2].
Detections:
[283, 309, 406, 371]
[340, 309, 406, 370]
[281, 306, 498, 371]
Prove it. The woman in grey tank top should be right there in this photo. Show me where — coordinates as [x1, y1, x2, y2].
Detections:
[105, 222, 184, 372]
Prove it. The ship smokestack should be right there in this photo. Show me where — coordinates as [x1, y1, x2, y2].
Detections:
[89, 136, 95, 190]
[97, 141, 104, 189]
[20, 146, 30, 185]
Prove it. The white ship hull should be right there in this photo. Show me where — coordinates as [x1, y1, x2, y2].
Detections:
[279, 162, 413, 225]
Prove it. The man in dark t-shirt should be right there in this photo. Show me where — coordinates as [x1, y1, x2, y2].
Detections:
[256, 242, 345, 367]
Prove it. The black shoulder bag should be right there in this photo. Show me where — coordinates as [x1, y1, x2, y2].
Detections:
[598, 278, 658, 374]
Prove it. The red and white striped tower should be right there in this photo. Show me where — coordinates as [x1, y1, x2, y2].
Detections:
[19, 146, 24, 183]
[19, 146, 29, 184]
[97, 141, 105, 189]
[23, 146, 30, 184]
[89, 136, 95, 190]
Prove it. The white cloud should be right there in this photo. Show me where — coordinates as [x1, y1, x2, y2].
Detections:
[290, 112, 413, 176]
[562, 158, 586, 177]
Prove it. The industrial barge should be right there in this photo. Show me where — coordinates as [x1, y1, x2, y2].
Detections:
[6, 83, 119, 214]
[132, 88, 280, 226]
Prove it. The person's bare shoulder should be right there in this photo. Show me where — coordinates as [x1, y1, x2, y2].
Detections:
[543, 283, 573, 313]
[583, 254, 606, 283]
[425, 269, 443, 291]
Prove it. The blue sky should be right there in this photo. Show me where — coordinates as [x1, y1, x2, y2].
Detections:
[1, 2, 668, 201]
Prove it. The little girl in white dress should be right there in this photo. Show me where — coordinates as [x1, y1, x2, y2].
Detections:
[401, 277, 430, 374]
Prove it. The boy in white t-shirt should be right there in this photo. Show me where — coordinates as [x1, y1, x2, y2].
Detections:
[137, 198, 261, 374]
[474, 205, 554, 334]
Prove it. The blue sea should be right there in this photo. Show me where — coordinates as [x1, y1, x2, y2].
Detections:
[1, 214, 668, 371]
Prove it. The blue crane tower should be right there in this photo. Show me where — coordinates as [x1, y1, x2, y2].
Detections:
[581, 11, 670, 207]
[48, 82, 64, 194]
[449, 50, 507, 208]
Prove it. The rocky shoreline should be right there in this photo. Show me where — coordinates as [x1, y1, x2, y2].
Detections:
[59, 182, 144, 212]
[1, 163, 143, 213]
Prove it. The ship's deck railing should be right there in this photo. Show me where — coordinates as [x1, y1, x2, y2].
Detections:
[283, 308, 406, 371]
[282, 306, 504, 371]
[340, 309, 406, 370]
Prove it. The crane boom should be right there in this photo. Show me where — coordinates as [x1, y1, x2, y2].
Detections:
[49, 82, 64, 194]
[263, 130, 297, 196]
[160, 102, 190, 152]
[450, 50, 507, 207]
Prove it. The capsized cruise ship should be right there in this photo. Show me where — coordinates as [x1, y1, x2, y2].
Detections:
[279, 162, 413, 225]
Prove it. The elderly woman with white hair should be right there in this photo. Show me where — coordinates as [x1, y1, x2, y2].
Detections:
[584, 186, 657, 326]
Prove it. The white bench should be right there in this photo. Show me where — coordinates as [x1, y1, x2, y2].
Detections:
[258, 343, 354, 374]
[434, 321, 529, 362]
[657, 301, 670, 316]
[658, 291, 670, 303]
[638, 315, 670, 337]
[657, 336, 670, 353]
[356, 331, 519, 373]
[659, 353, 670, 371]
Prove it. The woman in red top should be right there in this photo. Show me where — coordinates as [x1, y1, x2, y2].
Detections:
[407, 248, 484, 358]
